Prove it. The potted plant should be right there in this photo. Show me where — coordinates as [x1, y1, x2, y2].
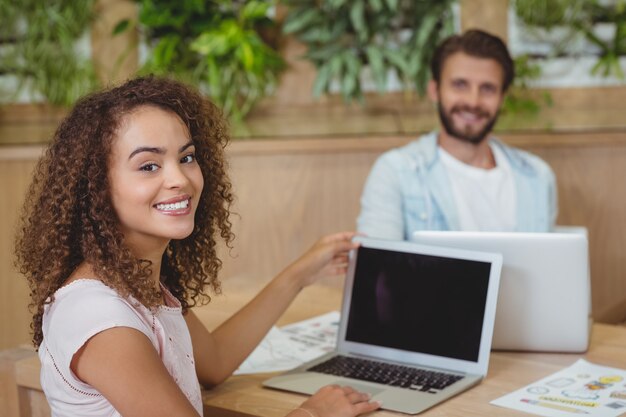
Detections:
[281, 0, 457, 102]
[512, 0, 626, 78]
[120, 0, 285, 119]
[0, 0, 98, 106]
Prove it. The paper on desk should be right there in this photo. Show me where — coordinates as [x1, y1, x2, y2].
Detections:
[491, 359, 626, 416]
[234, 311, 340, 375]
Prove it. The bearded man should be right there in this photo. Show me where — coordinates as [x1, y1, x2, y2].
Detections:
[357, 29, 557, 240]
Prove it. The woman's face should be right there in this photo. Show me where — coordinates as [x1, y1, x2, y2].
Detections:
[108, 105, 204, 254]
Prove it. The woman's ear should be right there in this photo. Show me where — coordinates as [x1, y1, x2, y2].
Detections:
[427, 79, 439, 103]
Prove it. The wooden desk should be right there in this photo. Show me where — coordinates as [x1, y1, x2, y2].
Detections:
[5, 283, 626, 417]
[198, 286, 626, 417]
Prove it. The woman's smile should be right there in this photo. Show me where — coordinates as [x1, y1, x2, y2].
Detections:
[154, 196, 192, 215]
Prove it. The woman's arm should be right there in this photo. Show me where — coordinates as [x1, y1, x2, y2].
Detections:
[186, 232, 358, 387]
[71, 327, 201, 417]
[72, 317, 379, 417]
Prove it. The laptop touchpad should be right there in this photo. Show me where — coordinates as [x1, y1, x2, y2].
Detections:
[331, 381, 385, 396]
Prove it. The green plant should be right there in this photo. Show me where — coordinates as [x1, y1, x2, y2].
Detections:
[513, 0, 626, 78]
[125, 0, 284, 119]
[0, 0, 98, 106]
[502, 55, 552, 115]
[281, 0, 456, 102]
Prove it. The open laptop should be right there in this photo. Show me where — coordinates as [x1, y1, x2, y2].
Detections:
[263, 237, 502, 415]
[412, 228, 591, 352]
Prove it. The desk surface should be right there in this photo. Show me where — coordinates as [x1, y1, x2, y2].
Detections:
[12, 282, 626, 417]
[198, 284, 626, 417]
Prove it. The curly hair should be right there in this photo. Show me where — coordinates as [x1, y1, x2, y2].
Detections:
[14, 76, 235, 347]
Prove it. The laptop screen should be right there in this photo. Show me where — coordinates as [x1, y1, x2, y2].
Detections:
[345, 246, 492, 362]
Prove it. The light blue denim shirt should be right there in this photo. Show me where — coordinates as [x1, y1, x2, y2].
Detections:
[357, 131, 558, 240]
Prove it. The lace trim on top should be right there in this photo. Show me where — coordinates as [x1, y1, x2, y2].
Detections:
[45, 347, 102, 398]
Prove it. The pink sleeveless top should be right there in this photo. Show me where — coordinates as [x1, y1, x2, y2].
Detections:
[39, 279, 203, 416]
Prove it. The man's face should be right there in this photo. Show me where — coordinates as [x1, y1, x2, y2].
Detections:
[429, 52, 505, 144]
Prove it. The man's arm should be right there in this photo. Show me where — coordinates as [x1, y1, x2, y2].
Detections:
[357, 153, 406, 240]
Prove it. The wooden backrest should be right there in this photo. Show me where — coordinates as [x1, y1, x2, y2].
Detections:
[0, 347, 49, 417]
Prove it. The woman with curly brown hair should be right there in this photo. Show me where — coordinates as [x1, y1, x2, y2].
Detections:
[15, 76, 380, 417]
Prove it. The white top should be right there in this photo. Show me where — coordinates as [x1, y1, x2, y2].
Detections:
[39, 279, 203, 417]
[439, 144, 517, 232]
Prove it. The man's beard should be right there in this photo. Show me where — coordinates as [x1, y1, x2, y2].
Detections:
[437, 102, 499, 144]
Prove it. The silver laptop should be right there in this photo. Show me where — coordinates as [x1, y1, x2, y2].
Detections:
[263, 237, 502, 415]
[412, 228, 591, 352]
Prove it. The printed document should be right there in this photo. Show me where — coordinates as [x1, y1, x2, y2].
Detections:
[235, 311, 340, 375]
[492, 359, 626, 416]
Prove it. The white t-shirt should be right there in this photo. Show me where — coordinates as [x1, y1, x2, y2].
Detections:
[39, 279, 203, 417]
[439, 144, 517, 231]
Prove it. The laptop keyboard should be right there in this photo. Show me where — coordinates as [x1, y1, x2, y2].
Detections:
[307, 355, 463, 393]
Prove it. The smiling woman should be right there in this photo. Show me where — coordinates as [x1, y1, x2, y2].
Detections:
[16, 77, 234, 341]
[13, 76, 379, 417]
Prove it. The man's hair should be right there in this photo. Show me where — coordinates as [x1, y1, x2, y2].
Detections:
[430, 29, 515, 91]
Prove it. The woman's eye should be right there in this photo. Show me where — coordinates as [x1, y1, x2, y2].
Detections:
[140, 163, 159, 172]
[181, 154, 196, 164]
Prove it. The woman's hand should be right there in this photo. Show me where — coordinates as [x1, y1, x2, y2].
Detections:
[281, 232, 360, 289]
[197, 232, 360, 382]
[290, 385, 381, 417]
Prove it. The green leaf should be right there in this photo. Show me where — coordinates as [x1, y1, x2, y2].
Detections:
[328, 0, 347, 10]
[283, 8, 320, 34]
[139, 0, 186, 29]
[191, 32, 231, 56]
[383, 0, 399, 12]
[241, 1, 270, 24]
[365, 45, 386, 91]
[239, 41, 255, 70]
[342, 70, 358, 100]
[414, 14, 439, 49]
[328, 19, 349, 42]
[305, 43, 344, 62]
[344, 51, 361, 75]
[408, 49, 423, 77]
[414, 65, 429, 95]
[342, 51, 362, 100]
[112, 19, 130, 36]
[349, 1, 367, 42]
[180, 0, 205, 14]
[206, 58, 221, 92]
[152, 35, 180, 68]
[312, 63, 333, 97]
[382, 48, 409, 74]
[298, 27, 328, 43]
[368, 0, 384, 12]
[329, 53, 344, 78]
